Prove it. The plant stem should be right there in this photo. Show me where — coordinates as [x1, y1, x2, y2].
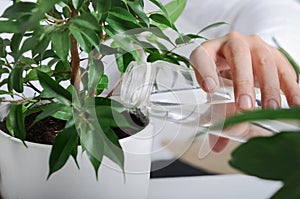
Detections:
[69, 5, 81, 91]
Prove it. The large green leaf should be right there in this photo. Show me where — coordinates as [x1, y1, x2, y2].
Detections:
[230, 131, 300, 181]
[48, 125, 79, 179]
[271, 170, 300, 199]
[37, 71, 72, 105]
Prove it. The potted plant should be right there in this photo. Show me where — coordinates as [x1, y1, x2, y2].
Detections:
[0, 0, 204, 198]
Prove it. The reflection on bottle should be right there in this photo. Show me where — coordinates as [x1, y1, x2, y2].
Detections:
[121, 61, 233, 123]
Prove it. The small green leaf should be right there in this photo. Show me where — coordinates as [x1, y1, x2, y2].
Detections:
[164, 0, 186, 23]
[150, 13, 173, 29]
[29, 103, 66, 128]
[88, 58, 104, 95]
[72, 0, 85, 9]
[71, 13, 100, 31]
[86, 149, 102, 180]
[51, 29, 70, 62]
[127, 1, 149, 26]
[109, 7, 138, 24]
[198, 22, 228, 34]
[8, 64, 24, 93]
[7, 104, 26, 145]
[96, 74, 108, 95]
[0, 21, 22, 33]
[69, 25, 92, 53]
[175, 34, 208, 45]
[2, 2, 36, 19]
[149, 0, 168, 17]
[48, 125, 78, 179]
[51, 106, 73, 121]
[116, 52, 134, 73]
[37, 71, 72, 105]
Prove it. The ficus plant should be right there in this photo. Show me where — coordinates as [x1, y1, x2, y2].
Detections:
[0, 0, 216, 179]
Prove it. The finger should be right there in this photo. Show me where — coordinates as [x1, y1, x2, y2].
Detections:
[222, 33, 255, 111]
[251, 44, 281, 109]
[209, 134, 230, 152]
[273, 49, 300, 106]
[189, 43, 220, 93]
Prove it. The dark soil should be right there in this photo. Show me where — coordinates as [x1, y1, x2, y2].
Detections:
[0, 111, 148, 145]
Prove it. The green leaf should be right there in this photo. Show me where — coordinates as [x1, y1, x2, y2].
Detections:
[164, 0, 186, 23]
[69, 25, 92, 53]
[29, 103, 66, 128]
[51, 29, 70, 62]
[7, 104, 26, 145]
[92, 0, 112, 13]
[216, 107, 300, 130]
[71, 13, 100, 31]
[0, 21, 22, 33]
[48, 125, 78, 179]
[72, 0, 85, 9]
[24, 65, 52, 82]
[8, 64, 24, 93]
[102, 127, 124, 171]
[53, 61, 70, 82]
[150, 13, 173, 30]
[86, 149, 102, 180]
[149, 0, 168, 17]
[88, 58, 104, 95]
[230, 131, 300, 181]
[0, 38, 7, 58]
[127, 1, 149, 26]
[2, 2, 36, 19]
[51, 106, 73, 121]
[96, 74, 108, 95]
[271, 170, 300, 199]
[198, 22, 228, 34]
[10, 33, 24, 60]
[109, 7, 138, 24]
[175, 34, 208, 45]
[273, 38, 300, 75]
[37, 71, 72, 105]
[116, 52, 134, 73]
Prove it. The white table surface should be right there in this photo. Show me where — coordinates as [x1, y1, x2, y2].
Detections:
[148, 174, 282, 199]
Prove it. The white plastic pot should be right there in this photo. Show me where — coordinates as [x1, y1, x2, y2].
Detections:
[0, 122, 153, 199]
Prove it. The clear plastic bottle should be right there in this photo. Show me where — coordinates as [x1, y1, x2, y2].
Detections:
[120, 60, 234, 123]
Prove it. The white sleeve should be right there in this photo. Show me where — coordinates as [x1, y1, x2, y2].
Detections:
[177, 0, 300, 64]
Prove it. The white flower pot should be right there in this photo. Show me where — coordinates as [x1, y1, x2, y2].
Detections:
[0, 122, 153, 199]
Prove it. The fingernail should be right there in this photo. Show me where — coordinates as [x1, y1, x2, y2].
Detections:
[266, 99, 279, 109]
[292, 96, 300, 106]
[238, 95, 253, 110]
[203, 77, 217, 92]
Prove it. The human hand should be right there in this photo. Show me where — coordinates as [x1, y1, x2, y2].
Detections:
[189, 32, 300, 152]
[190, 32, 300, 110]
